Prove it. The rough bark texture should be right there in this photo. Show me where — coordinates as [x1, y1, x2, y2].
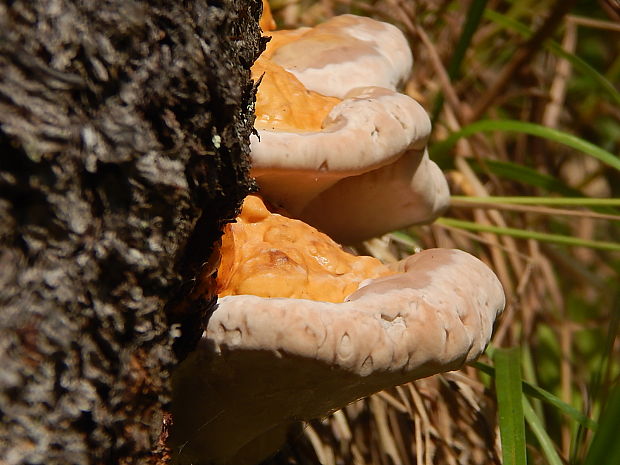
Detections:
[0, 0, 263, 464]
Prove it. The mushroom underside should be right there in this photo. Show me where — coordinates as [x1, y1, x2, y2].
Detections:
[170, 248, 504, 465]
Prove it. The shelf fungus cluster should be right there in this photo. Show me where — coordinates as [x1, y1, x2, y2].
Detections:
[249, 8, 449, 243]
[170, 7, 505, 465]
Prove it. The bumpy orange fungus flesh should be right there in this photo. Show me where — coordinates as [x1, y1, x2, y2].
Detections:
[252, 28, 340, 132]
[216, 196, 394, 303]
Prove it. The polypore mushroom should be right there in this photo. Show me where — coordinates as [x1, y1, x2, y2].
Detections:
[250, 15, 449, 243]
[216, 195, 394, 303]
[264, 14, 413, 98]
[170, 196, 505, 465]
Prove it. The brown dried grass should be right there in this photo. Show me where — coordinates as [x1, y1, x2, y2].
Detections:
[263, 1, 620, 463]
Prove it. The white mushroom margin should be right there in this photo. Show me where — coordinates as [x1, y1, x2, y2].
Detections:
[210, 248, 504, 378]
[251, 86, 449, 242]
[270, 14, 413, 98]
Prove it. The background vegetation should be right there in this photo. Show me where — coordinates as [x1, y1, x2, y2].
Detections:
[265, 0, 619, 464]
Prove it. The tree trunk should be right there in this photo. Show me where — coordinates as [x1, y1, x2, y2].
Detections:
[0, 1, 263, 463]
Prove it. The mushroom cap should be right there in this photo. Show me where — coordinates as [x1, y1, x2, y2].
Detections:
[170, 248, 505, 464]
[211, 248, 504, 379]
[250, 15, 449, 242]
[252, 86, 430, 173]
[268, 14, 413, 98]
[251, 86, 447, 233]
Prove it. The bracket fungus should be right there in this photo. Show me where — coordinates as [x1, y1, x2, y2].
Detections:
[170, 196, 505, 465]
[170, 9, 504, 465]
[250, 14, 450, 243]
[261, 14, 413, 99]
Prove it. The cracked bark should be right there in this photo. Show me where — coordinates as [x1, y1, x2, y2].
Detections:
[0, 0, 263, 464]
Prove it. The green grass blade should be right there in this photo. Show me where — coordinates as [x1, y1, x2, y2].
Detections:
[520, 345, 546, 427]
[437, 218, 620, 251]
[432, 120, 620, 171]
[475, 362, 598, 430]
[448, 0, 488, 78]
[574, 293, 620, 462]
[522, 397, 564, 465]
[432, 0, 488, 121]
[467, 159, 584, 197]
[583, 384, 620, 465]
[484, 9, 620, 105]
[462, 159, 620, 215]
[451, 196, 620, 207]
[494, 348, 527, 465]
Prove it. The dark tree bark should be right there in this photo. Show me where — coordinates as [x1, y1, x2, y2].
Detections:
[0, 1, 263, 464]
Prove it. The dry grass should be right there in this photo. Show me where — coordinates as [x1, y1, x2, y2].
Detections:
[263, 1, 620, 464]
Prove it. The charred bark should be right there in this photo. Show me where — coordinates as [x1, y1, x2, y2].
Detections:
[0, 0, 263, 463]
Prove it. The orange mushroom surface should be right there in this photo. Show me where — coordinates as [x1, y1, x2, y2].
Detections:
[252, 58, 340, 132]
[259, 0, 276, 32]
[254, 4, 341, 132]
[252, 33, 340, 133]
[216, 195, 393, 303]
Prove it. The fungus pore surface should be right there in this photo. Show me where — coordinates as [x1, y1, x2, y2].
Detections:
[215, 195, 393, 303]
